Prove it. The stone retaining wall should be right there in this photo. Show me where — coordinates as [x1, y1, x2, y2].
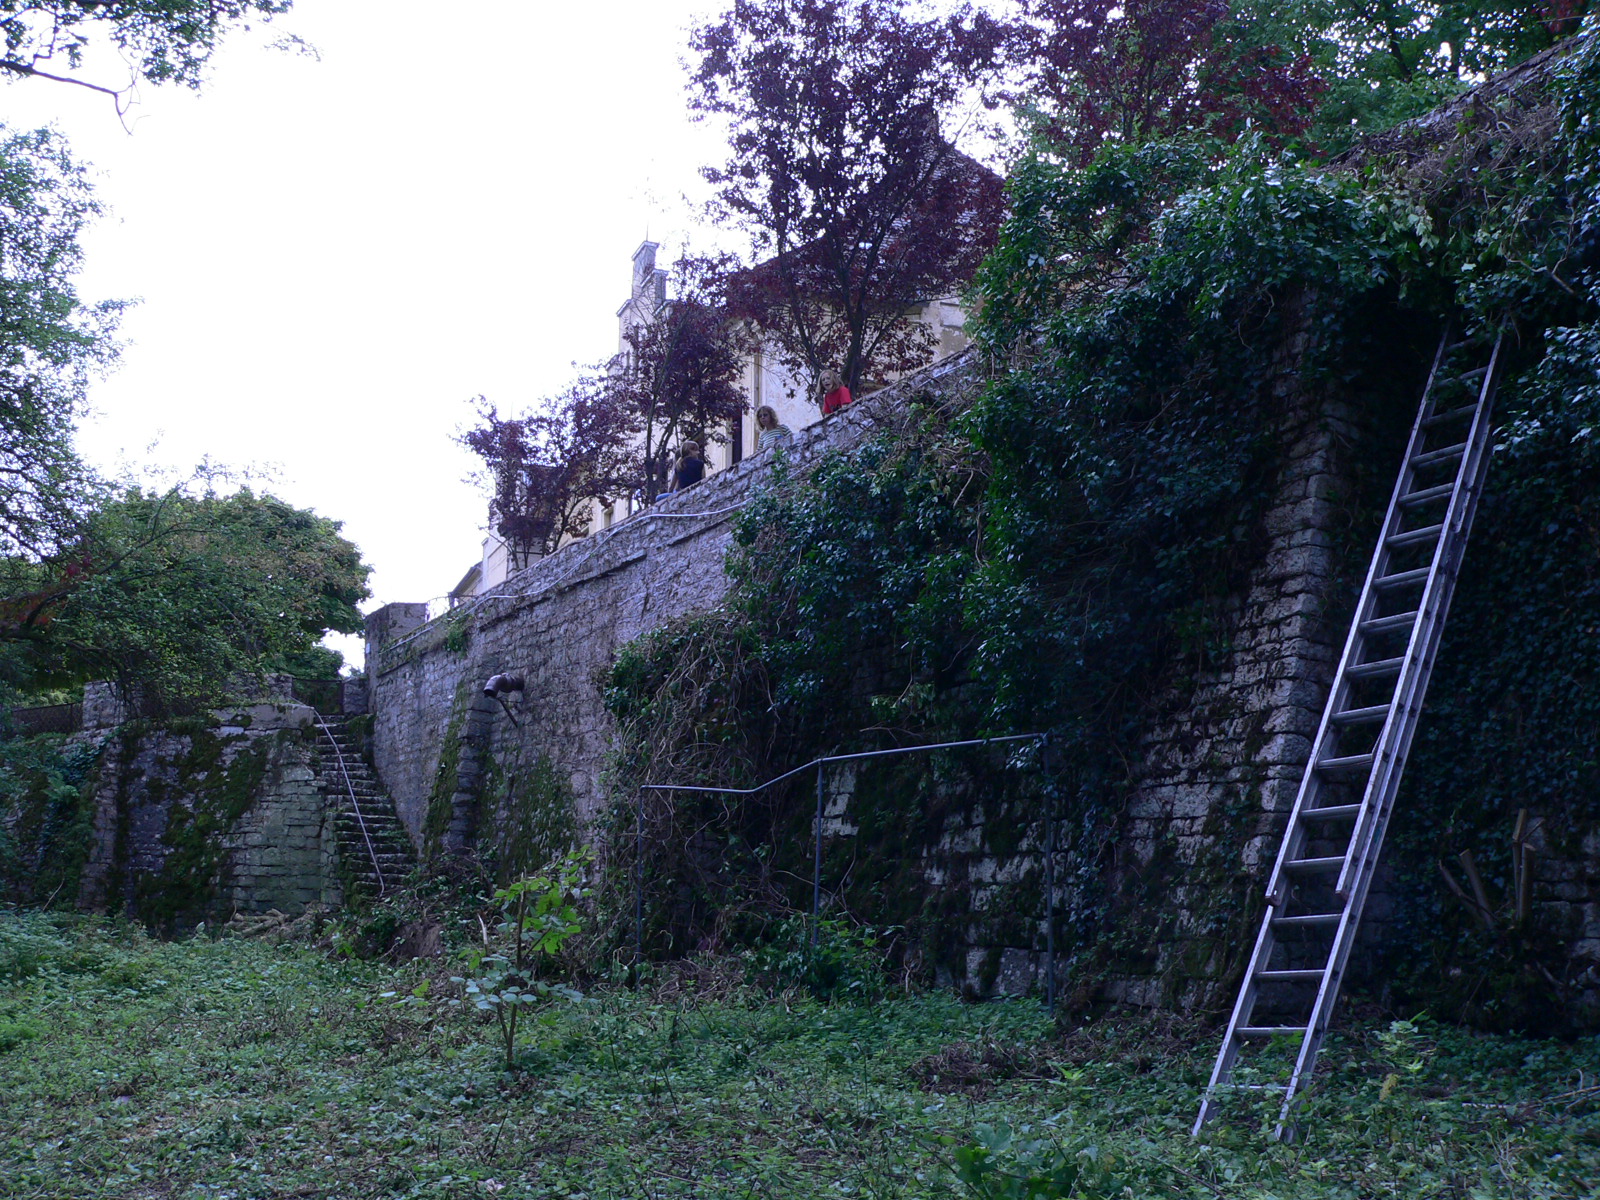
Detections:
[362, 335, 1600, 1016]
[364, 354, 981, 851]
[76, 703, 344, 922]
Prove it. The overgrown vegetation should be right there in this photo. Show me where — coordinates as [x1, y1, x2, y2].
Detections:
[0, 912, 1595, 1198]
[603, 30, 1600, 1019]
[1, 487, 370, 712]
[0, 732, 99, 905]
[451, 856, 589, 1068]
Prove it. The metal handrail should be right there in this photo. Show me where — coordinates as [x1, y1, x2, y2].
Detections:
[635, 732, 1050, 988]
[315, 713, 387, 895]
[639, 733, 1045, 797]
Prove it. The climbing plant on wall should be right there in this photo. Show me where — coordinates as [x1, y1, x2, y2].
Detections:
[1377, 29, 1600, 1032]
[603, 29, 1600, 1009]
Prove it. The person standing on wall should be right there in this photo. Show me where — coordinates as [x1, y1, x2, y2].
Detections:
[755, 405, 793, 451]
[819, 369, 852, 416]
[670, 441, 705, 492]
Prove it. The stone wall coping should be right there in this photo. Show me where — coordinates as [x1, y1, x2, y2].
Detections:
[372, 349, 979, 674]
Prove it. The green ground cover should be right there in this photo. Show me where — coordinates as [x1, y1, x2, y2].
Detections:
[0, 911, 1595, 1200]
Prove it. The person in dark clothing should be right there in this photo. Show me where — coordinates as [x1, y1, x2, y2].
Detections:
[671, 441, 705, 492]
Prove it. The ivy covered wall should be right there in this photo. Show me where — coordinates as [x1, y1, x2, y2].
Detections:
[363, 34, 1600, 1028]
[38, 704, 350, 928]
[597, 33, 1600, 1027]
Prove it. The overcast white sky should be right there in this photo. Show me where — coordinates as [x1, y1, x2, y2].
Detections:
[1, 0, 734, 668]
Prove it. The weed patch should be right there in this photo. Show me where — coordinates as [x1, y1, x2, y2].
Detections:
[0, 912, 1594, 1197]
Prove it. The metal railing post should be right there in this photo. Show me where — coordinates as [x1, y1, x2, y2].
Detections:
[1040, 736, 1057, 1012]
[634, 786, 646, 982]
[1045, 777, 1056, 1012]
[640, 734, 1049, 969]
[811, 763, 825, 952]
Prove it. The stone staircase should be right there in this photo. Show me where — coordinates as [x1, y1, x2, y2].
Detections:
[313, 715, 416, 899]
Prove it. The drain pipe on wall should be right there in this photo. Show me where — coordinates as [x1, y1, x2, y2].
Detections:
[483, 673, 525, 728]
[442, 673, 526, 856]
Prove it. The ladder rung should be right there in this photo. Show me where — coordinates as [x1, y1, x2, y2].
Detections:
[1299, 803, 1362, 821]
[1345, 656, 1404, 680]
[1398, 482, 1455, 506]
[1315, 753, 1374, 775]
[1420, 407, 1475, 430]
[1256, 969, 1326, 983]
[1284, 856, 1345, 873]
[1195, 329, 1504, 1142]
[1270, 912, 1342, 929]
[1412, 442, 1467, 468]
[1360, 611, 1417, 636]
[1373, 566, 1430, 590]
[1330, 704, 1389, 726]
[1387, 523, 1443, 549]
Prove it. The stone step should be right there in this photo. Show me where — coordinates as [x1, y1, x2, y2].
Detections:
[334, 824, 410, 845]
[339, 837, 410, 853]
[313, 726, 415, 894]
[341, 842, 410, 855]
[336, 820, 405, 832]
[338, 837, 411, 856]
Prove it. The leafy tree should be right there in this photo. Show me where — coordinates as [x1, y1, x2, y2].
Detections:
[0, 125, 122, 561]
[2, 487, 369, 710]
[690, 0, 1007, 394]
[1243, 0, 1592, 150]
[461, 377, 639, 564]
[0, 0, 295, 101]
[610, 255, 749, 501]
[1015, 0, 1324, 162]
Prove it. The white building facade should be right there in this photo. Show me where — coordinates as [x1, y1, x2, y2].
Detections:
[452, 240, 974, 599]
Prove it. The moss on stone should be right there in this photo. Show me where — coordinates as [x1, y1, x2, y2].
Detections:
[422, 700, 467, 861]
[342, 712, 376, 769]
[131, 730, 272, 930]
[0, 733, 102, 906]
[478, 753, 577, 882]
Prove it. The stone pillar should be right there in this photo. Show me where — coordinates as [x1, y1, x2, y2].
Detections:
[81, 681, 127, 730]
[363, 602, 429, 668]
[445, 692, 499, 855]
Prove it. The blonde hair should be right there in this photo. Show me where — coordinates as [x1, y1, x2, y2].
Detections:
[681, 440, 701, 456]
[755, 405, 778, 429]
[819, 369, 844, 393]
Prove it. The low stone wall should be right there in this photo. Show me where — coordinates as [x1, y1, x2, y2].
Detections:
[76, 702, 344, 922]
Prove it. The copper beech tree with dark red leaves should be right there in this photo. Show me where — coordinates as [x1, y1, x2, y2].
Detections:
[612, 256, 750, 502]
[461, 379, 639, 565]
[463, 256, 750, 550]
[690, 0, 1007, 396]
[1016, 0, 1323, 163]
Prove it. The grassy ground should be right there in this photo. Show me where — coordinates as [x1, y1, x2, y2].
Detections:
[1, 911, 1596, 1200]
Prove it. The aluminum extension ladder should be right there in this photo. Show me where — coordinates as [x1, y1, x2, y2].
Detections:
[1193, 326, 1505, 1139]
